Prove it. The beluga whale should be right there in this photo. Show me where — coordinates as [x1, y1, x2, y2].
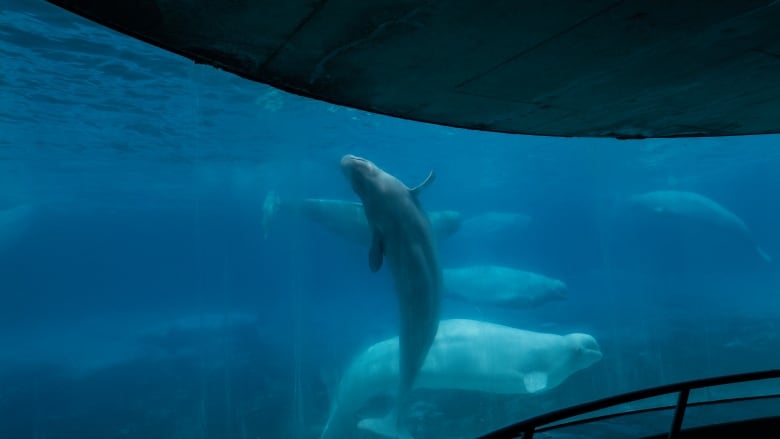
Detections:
[443, 265, 569, 309]
[340, 154, 442, 439]
[260, 191, 462, 246]
[319, 319, 603, 439]
[626, 190, 772, 264]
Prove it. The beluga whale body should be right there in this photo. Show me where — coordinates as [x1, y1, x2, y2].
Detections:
[340, 154, 442, 439]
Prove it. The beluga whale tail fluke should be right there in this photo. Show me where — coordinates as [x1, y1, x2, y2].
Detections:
[340, 154, 442, 439]
[359, 411, 412, 439]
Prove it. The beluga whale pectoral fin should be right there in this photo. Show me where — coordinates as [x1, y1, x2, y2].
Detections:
[408, 170, 435, 196]
[369, 229, 384, 272]
[523, 371, 549, 393]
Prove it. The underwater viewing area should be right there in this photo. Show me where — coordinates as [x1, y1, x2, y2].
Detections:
[1, 1, 779, 438]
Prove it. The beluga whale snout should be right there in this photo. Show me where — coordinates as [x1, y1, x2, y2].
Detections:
[339, 153, 360, 175]
[339, 153, 441, 439]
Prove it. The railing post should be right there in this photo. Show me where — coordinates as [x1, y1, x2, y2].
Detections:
[668, 389, 690, 439]
[523, 428, 534, 439]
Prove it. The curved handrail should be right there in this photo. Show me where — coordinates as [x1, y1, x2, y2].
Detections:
[476, 369, 780, 439]
[533, 393, 780, 433]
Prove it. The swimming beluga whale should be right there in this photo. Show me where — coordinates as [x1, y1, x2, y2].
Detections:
[443, 265, 569, 308]
[340, 154, 442, 439]
[627, 190, 772, 263]
[260, 191, 462, 245]
[319, 319, 603, 439]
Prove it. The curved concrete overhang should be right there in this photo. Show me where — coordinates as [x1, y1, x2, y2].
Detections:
[46, 0, 780, 138]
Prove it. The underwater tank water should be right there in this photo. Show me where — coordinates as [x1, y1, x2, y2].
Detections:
[1, 2, 779, 439]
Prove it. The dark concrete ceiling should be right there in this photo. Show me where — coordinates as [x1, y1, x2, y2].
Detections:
[46, 0, 780, 138]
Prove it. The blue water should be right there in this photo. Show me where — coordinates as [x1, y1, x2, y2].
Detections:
[1, 2, 779, 438]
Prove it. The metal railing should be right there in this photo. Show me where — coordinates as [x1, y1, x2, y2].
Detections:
[476, 369, 780, 439]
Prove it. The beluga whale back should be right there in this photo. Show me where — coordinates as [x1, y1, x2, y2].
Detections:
[340, 154, 442, 439]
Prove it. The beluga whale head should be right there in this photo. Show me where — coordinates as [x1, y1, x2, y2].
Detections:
[340, 154, 382, 199]
[566, 333, 604, 369]
[513, 332, 603, 394]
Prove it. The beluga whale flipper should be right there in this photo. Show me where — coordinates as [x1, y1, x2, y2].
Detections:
[340, 154, 442, 439]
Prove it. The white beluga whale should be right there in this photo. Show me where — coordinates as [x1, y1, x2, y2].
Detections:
[260, 190, 462, 245]
[319, 319, 603, 439]
[443, 265, 568, 308]
[340, 154, 442, 439]
[625, 190, 771, 264]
